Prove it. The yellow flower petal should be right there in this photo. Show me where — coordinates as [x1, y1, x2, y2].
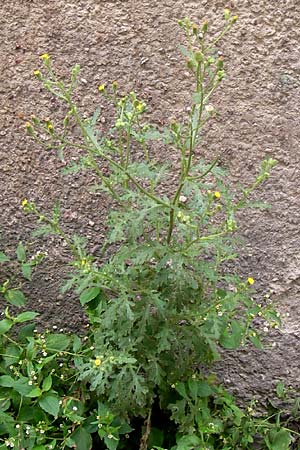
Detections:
[40, 53, 50, 60]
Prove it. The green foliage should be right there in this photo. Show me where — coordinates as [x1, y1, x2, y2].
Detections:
[0, 10, 294, 450]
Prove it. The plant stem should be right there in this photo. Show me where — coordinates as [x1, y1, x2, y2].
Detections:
[139, 408, 152, 450]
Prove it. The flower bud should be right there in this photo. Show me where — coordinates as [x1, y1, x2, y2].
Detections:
[25, 122, 34, 136]
[224, 8, 231, 20]
[202, 21, 208, 33]
[192, 23, 198, 35]
[217, 70, 225, 81]
[216, 57, 224, 70]
[186, 59, 195, 70]
[33, 69, 41, 79]
[195, 51, 203, 63]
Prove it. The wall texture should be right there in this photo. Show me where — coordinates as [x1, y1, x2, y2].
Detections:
[1, 0, 299, 403]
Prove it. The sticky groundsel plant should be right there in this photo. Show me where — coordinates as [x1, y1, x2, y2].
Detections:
[0, 10, 293, 450]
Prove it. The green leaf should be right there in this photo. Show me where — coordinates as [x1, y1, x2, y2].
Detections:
[0, 389, 11, 411]
[80, 287, 101, 305]
[0, 319, 13, 334]
[45, 333, 71, 352]
[275, 382, 286, 399]
[73, 335, 82, 352]
[21, 263, 32, 280]
[192, 93, 202, 104]
[39, 394, 60, 418]
[0, 252, 9, 263]
[220, 320, 244, 349]
[5, 289, 26, 307]
[266, 429, 292, 450]
[18, 323, 35, 342]
[26, 387, 42, 398]
[176, 434, 201, 450]
[15, 311, 39, 323]
[197, 381, 213, 397]
[175, 382, 188, 400]
[42, 375, 52, 392]
[249, 332, 263, 349]
[16, 242, 26, 262]
[0, 375, 14, 388]
[103, 434, 119, 450]
[71, 426, 93, 450]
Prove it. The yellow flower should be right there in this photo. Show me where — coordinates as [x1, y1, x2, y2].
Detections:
[136, 102, 145, 113]
[21, 199, 28, 207]
[247, 277, 255, 285]
[98, 84, 105, 92]
[214, 191, 221, 199]
[47, 123, 53, 132]
[40, 53, 50, 61]
[94, 358, 102, 367]
[33, 69, 41, 77]
[232, 15, 238, 23]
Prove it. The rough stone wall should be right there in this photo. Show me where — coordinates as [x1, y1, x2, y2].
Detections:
[1, 0, 299, 403]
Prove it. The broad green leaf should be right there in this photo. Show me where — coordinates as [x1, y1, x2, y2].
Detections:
[0, 252, 9, 263]
[176, 434, 201, 450]
[5, 289, 26, 307]
[39, 394, 60, 417]
[220, 320, 244, 349]
[26, 387, 42, 398]
[71, 426, 93, 450]
[21, 263, 32, 280]
[197, 381, 213, 397]
[12, 380, 32, 396]
[42, 375, 52, 392]
[249, 333, 263, 349]
[73, 335, 82, 352]
[15, 311, 39, 323]
[2, 343, 21, 367]
[0, 375, 14, 387]
[0, 390, 10, 411]
[80, 287, 101, 305]
[45, 333, 71, 352]
[16, 242, 26, 262]
[187, 379, 198, 400]
[0, 319, 13, 334]
[18, 323, 35, 342]
[103, 434, 119, 450]
[266, 429, 292, 450]
[175, 382, 188, 400]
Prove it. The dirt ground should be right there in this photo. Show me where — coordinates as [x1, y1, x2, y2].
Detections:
[1, 0, 300, 405]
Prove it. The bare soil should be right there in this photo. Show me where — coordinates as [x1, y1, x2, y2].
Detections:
[1, 0, 300, 404]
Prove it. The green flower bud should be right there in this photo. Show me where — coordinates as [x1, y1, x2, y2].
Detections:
[186, 59, 195, 70]
[192, 23, 198, 35]
[216, 57, 224, 70]
[217, 70, 225, 81]
[202, 20, 208, 33]
[195, 52, 203, 63]
[224, 8, 231, 20]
